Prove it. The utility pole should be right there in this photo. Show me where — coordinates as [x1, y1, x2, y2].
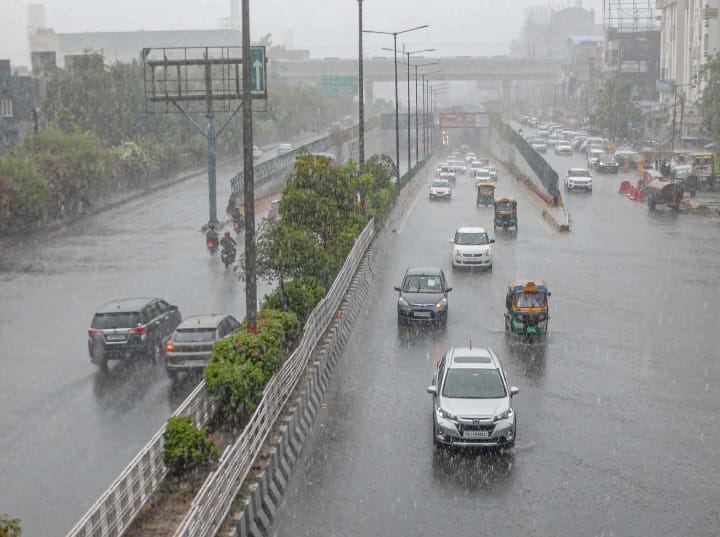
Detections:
[242, 0, 257, 329]
[357, 0, 365, 171]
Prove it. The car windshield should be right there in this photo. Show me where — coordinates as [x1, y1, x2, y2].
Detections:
[442, 369, 506, 399]
[514, 292, 547, 308]
[431, 180, 450, 188]
[456, 232, 489, 245]
[568, 169, 591, 177]
[91, 312, 141, 329]
[599, 154, 614, 162]
[174, 328, 217, 342]
[403, 274, 444, 293]
[497, 201, 515, 210]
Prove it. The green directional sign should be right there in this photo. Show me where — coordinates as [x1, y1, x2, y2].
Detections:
[250, 46, 267, 94]
[320, 75, 359, 96]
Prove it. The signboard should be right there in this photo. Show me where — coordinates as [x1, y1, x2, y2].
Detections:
[320, 75, 359, 96]
[250, 46, 267, 94]
[440, 112, 489, 128]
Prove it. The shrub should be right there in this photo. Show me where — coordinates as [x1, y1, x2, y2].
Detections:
[258, 308, 301, 351]
[204, 358, 267, 423]
[163, 416, 219, 476]
[261, 278, 325, 325]
[0, 513, 22, 537]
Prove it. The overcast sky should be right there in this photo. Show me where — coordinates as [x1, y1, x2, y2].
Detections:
[1, 0, 605, 67]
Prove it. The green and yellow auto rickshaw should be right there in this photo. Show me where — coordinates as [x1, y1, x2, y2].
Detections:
[504, 280, 550, 341]
[476, 182, 495, 207]
[494, 197, 518, 230]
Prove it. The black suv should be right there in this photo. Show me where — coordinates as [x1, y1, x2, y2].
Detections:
[88, 297, 182, 368]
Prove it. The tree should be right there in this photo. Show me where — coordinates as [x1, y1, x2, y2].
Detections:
[591, 78, 642, 141]
[0, 514, 22, 537]
[699, 52, 720, 144]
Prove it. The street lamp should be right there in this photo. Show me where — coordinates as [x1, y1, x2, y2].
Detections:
[411, 62, 439, 162]
[421, 70, 441, 158]
[357, 0, 364, 171]
[396, 47, 435, 171]
[364, 24, 428, 185]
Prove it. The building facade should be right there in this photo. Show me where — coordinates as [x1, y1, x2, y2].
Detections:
[0, 60, 35, 154]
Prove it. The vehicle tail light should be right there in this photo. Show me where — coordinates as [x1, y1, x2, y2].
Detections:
[129, 326, 146, 335]
[88, 329, 101, 337]
[207, 240, 214, 246]
[165, 341, 175, 352]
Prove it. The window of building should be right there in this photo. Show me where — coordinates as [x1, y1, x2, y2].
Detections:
[0, 98, 13, 118]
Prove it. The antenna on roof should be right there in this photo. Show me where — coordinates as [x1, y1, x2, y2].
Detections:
[469, 338, 472, 349]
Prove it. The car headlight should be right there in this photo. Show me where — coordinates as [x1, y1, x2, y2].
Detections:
[438, 407, 456, 421]
[435, 297, 447, 309]
[398, 296, 408, 307]
[495, 408, 513, 421]
[535, 312, 547, 322]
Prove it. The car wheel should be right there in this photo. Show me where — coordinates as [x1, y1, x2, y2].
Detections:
[93, 353, 108, 370]
[487, 264, 493, 272]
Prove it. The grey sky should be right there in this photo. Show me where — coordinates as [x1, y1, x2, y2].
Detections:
[2, 0, 605, 67]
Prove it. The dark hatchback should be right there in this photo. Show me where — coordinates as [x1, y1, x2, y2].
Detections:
[88, 297, 182, 368]
[596, 153, 620, 173]
[395, 267, 452, 326]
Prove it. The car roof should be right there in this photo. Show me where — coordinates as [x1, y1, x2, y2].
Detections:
[96, 297, 158, 313]
[406, 266, 443, 276]
[447, 347, 498, 370]
[568, 167, 590, 172]
[456, 226, 488, 234]
[176, 314, 231, 330]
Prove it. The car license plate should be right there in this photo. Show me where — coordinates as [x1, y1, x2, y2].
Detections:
[106, 334, 126, 341]
[414, 311, 431, 318]
[464, 430, 489, 439]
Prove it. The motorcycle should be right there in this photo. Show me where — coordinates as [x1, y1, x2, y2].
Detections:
[206, 236, 219, 255]
[232, 216, 244, 235]
[221, 246, 236, 268]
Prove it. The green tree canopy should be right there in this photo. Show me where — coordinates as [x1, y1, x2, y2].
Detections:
[591, 78, 642, 141]
[700, 52, 720, 144]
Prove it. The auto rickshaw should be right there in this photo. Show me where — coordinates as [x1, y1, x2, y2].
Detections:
[504, 280, 550, 341]
[494, 197, 518, 229]
[476, 182, 495, 207]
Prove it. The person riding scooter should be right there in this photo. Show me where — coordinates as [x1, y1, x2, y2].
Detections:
[206, 224, 219, 251]
[220, 231, 237, 252]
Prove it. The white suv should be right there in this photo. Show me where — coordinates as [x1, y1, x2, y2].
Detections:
[565, 168, 593, 192]
[449, 226, 494, 270]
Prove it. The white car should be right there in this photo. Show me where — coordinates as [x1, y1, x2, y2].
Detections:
[587, 149, 604, 168]
[474, 168, 491, 183]
[565, 168, 593, 192]
[438, 165, 456, 181]
[449, 226, 494, 270]
[485, 165, 498, 181]
[465, 152, 477, 163]
[277, 143, 293, 155]
[555, 141, 573, 156]
[429, 179, 452, 200]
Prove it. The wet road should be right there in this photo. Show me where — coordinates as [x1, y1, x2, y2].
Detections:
[0, 131, 398, 536]
[271, 145, 720, 535]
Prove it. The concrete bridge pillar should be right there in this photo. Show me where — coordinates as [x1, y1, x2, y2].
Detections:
[500, 79, 513, 111]
[364, 77, 375, 108]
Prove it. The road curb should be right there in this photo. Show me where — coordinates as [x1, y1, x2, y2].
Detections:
[542, 207, 571, 231]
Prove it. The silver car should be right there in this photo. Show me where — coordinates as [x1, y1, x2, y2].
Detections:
[427, 346, 519, 449]
[164, 314, 242, 380]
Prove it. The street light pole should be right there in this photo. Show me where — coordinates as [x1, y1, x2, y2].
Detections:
[399, 48, 435, 172]
[357, 0, 364, 171]
[363, 24, 428, 186]
[412, 65, 438, 163]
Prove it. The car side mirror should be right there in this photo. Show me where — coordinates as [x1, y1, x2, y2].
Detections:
[445, 287, 453, 293]
[170, 305, 178, 311]
[394, 286, 401, 292]
[427, 385, 438, 395]
[547, 292, 552, 297]
[510, 386, 520, 397]
[448, 239, 455, 244]
[490, 239, 495, 244]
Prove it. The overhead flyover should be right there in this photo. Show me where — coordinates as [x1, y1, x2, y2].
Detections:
[271, 55, 563, 104]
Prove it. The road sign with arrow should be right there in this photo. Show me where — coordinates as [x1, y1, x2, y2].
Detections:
[250, 46, 267, 95]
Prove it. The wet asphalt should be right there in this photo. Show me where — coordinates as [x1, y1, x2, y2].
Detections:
[269, 144, 720, 536]
[0, 133, 398, 536]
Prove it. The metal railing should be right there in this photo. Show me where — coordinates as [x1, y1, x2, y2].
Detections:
[173, 221, 375, 537]
[65, 381, 215, 537]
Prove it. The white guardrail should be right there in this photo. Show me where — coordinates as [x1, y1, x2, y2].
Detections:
[65, 220, 375, 537]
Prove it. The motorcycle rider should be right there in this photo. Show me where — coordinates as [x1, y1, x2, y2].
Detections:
[220, 230, 237, 252]
[206, 223, 219, 245]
